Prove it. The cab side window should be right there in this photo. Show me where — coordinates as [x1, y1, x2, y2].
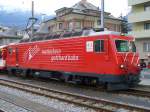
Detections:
[8, 48, 13, 55]
[94, 40, 104, 52]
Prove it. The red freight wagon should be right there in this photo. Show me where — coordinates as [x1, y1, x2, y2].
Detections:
[6, 30, 141, 90]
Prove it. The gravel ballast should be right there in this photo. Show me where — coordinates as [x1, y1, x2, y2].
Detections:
[0, 85, 95, 112]
[0, 98, 32, 112]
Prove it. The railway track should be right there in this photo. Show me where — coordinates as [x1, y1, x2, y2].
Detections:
[75, 83, 150, 99]
[0, 79, 149, 112]
[69, 83, 150, 99]
[2, 72, 150, 99]
[122, 85, 150, 98]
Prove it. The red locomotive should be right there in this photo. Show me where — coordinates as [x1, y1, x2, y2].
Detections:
[5, 29, 141, 90]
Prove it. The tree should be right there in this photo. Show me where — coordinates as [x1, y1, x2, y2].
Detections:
[121, 16, 129, 33]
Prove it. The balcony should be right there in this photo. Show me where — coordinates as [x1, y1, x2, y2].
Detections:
[129, 30, 150, 39]
[129, 0, 150, 6]
[128, 11, 150, 23]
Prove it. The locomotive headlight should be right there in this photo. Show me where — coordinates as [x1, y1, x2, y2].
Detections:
[137, 64, 140, 67]
[120, 64, 125, 69]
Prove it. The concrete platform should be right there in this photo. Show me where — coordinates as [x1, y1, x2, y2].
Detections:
[141, 69, 150, 77]
[0, 91, 62, 112]
[140, 69, 150, 86]
[140, 78, 150, 86]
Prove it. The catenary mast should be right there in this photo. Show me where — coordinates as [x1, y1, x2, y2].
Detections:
[101, 0, 104, 30]
[31, 1, 34, 38]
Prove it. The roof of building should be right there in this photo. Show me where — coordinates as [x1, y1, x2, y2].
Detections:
[0, 28, 21, 38]
[0, 25, 9, 30]
[55, 0, 105, 14]
[71, 0, 121, 20]
[44, 0, 122, 24]
[72, 0, 98, 11]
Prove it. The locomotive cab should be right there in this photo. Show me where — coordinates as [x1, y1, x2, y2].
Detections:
[112, 35, 141, 87]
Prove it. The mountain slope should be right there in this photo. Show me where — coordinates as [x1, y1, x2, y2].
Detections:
[0, 10, 53, 29]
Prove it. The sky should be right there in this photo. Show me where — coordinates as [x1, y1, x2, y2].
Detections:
[0, 0, 130, 17]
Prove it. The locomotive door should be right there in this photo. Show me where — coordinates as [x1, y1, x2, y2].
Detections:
[7, 47, 19, 67]
[93, 39, 109, 68]
[15, 47, 19, 66]
[7, 47, 14, 66]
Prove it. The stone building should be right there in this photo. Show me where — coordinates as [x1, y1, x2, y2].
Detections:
[128, 0, 150, 61]
[39, 0, 122, 34]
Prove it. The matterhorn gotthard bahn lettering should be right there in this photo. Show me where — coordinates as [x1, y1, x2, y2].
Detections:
[23, 45, 79, 62]
[42, 48, 79, 62]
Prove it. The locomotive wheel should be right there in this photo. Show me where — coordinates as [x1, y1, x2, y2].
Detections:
[7, 70, 13, 76]
[32, 71, 40, 79]
[8, 69, 16, 76]
[20, 70, 27, 78]
[26, 70, 33, 78]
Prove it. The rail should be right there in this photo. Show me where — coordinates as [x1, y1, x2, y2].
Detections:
[0, 79, 149, 112]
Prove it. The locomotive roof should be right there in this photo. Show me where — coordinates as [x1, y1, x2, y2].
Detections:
[19, 29, 131, 44]
[0, 45, 7, 49]
[88, 30, 121, 36]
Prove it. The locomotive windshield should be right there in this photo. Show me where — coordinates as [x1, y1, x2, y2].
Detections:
[115, 40, 136, 52]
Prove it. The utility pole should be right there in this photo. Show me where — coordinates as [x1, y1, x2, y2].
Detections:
[26, 1, 37, 38]
[101, 0, 104, 30]
[31, 1, 34, 38]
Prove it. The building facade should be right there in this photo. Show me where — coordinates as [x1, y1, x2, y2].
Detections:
[0, 26, 22, 46]
[39, 0, 122, 34]
[128, 0, 150, 61]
